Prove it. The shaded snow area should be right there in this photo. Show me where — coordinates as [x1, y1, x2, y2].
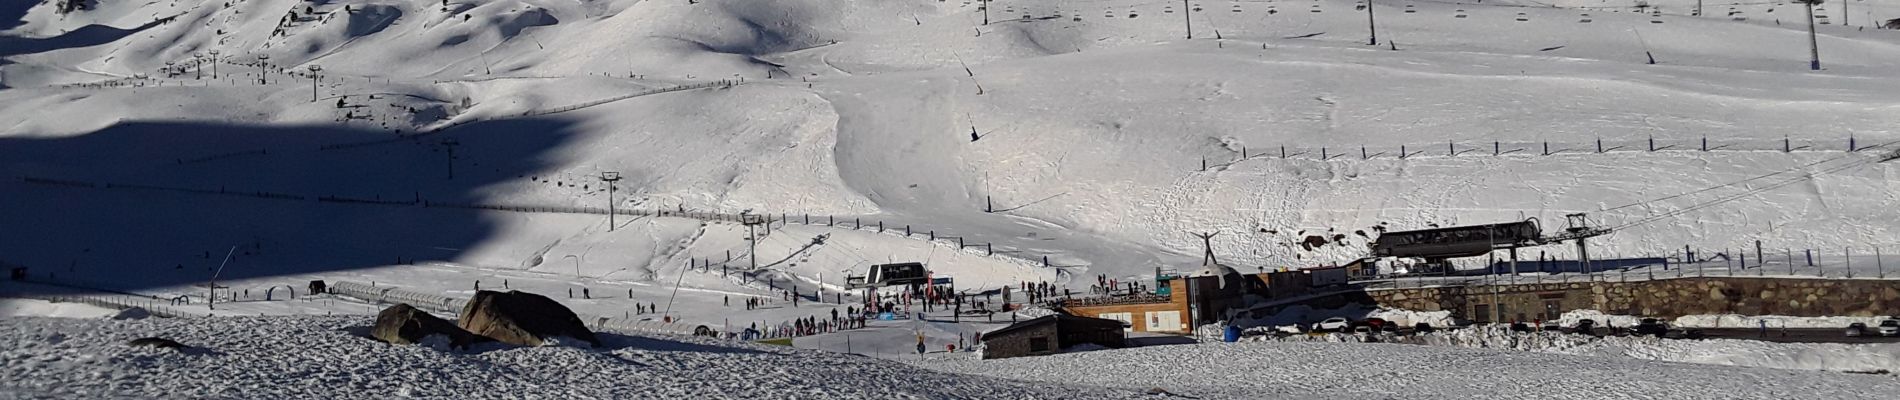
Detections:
[0, 299, 119, 319]
[0, 316, 1145, 399]
[924, 341, 1900, 399]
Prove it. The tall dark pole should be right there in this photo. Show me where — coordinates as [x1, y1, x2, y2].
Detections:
[1366, 0, 1378, 45]
[600, 172, 621, 231]
[982, 0, 989, 25]
[1805, 0, 1823, 70]
[1183, 0, 1193, 39]
[308, 65, 321, 102]
[257, 54, 270, 85]
[440, 139, 460, 180]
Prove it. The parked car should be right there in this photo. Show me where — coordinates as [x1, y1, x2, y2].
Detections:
[1364, 317, 1390, 330]
[1879, 320, 1900, 337]
[1846, 323, 1867, 337]
[1541, 321, 1563, 332]
[1317, 317, 1351, 332]
[1634, 318, 1669, 337]
[1508, 322, 1533, 333]
[1569, 319, 1598, 335]
[1352, 325, 1375, 334]
[1380, 322, 1400, 333]
[1413, 322, 1435, 333]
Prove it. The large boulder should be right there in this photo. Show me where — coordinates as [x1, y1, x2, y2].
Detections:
[457, 290, 601, 347]
[372, 303, 480, 349]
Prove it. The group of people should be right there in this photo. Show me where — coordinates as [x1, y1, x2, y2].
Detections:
[1015, 280, 1063, 304]
[737, 307, 871, 340]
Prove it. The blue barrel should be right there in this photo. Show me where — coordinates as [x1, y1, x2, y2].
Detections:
[1223, 325, 1241, 342]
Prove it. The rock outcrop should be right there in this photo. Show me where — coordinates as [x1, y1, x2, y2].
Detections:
[372, 303, 480, 349]
[457, 290, 601, 347]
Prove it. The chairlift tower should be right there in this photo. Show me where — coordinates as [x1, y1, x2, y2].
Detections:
[1558, 213, 1612, 274]
[599, 172, 621, 231]
[439, 139, 460, 180]
[308, 65, 322, 102]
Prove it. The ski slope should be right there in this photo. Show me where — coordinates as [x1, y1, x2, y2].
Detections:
[2, 0, 1898, 311]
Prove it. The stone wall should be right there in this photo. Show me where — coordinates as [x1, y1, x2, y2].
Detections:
[981, 322, 1058, 360]
[1361, 277, 1900, 323]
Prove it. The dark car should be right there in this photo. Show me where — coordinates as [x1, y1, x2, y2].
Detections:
[1846, 322, 1867, 337]
[1634, 318, 1669, 337]
[1569, 319, 1598, 335]
[1509, 322, 1534, 332]
[1413, 322, 1435, 333]
[1364, 317, 1390, 329]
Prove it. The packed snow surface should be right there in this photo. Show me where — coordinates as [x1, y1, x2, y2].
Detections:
[0, 299, 118, 319]
[925, 340, 1900, 399]
[0, 315, 1143, 399]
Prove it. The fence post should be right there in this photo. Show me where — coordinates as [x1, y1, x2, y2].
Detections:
[1242, 147, 1248, 159]
[828, 215, 835, 226]
[1493, 141, 1500, 156]
[1448, 141, 1455, 156]
[1321, 147, 1327, 160]
[906, 225, 912, 236]
[804, 214, 810, 224]
[1280, 146, 1286, 159]
[1401, 145, 1408, 159]
[1701, 137, 1707, 151]
[1784, 137, 1791, 152]
[1362, 147, 1368, 160]
[930, 231, 936, 240]
[1542, 142, 1549, 156]
[1877, 248, 1884, 279]
[1201, 156, 1207, 172]
[1846, 247, 1853, 278]
[854, 217, 861, 228]
[1596, 139, 1603, 153]
[878, 221, 884, 233]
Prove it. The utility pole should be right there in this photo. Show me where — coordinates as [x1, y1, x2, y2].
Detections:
[600, 172, 621, 231]
[1183, 0, 1193, 39]
[207, 50, 220, 79]
[1803, 0, 1823, 70]
[440, 139, 460, 180]
[747, 222, 759, 272]
[1365, 0, 1378, 45]
[308, 65, 322, 102]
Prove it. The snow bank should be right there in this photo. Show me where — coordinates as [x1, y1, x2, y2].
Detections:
[1397, 325, 1900, 373]
[1560, 309, 1897, 329]
[0, 299, 121, 319]
[1676, 314, 1897, 329]
[1367, 308, 1457, 327]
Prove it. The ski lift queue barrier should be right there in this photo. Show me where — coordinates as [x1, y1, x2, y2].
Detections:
[327, 281, 463, 314]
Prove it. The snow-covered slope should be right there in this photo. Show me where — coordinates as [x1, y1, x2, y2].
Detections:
[3, 0, 1899, 300]
[0, 315, 1142, 398]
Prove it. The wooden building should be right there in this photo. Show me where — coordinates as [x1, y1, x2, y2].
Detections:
[980, 314, 1126, 359]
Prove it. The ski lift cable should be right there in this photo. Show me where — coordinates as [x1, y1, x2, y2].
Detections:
[1608, 148, 1895, 232]
[1601, 138, 1900, 213]
[1613, 153, 1886, 230]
